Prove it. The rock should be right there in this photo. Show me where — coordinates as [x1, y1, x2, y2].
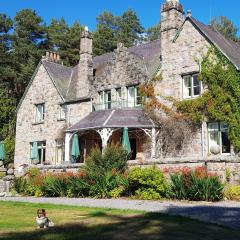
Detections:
[0, 161, 3, 167]
[0, 192, 6, 197]
[3, 175, 15, 181]
[7, 168, 14, 175]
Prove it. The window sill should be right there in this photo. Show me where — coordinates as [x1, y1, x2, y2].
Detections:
[32, 121, 44, 125]
[57, 119, 66, 122]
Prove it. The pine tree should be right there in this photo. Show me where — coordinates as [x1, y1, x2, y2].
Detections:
[13, 9, 47, 100]
[211, 16, 240, 43]
[48, 18, 83, 66]
[146, 23, 161, 42]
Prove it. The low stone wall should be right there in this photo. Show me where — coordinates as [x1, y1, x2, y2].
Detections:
[15, 157, 240, 184]
[128, 157, 240, 184]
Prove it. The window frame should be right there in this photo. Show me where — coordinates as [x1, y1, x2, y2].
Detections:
[182, 74, 202, 99]
[99, 90, 112, 110]
[58, 105, 66, 121]
[207, 122, 231, 155]
[35, 103, 45, 123]
[127, 85, 141, 108]
[30, 141, 46, 164]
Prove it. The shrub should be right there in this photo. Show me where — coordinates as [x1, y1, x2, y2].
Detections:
[14, 177, 28, 194]
[67, 172, 90, 198]
[170, 167, 224, 202]
[41, 173, 69, 197]
[88, 171, 129, 198]
[225, 185, 240, 200]
[85, 144, 128, 175]
[128, 167, 169, 200]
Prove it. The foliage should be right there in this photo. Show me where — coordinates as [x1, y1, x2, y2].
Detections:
[145, 23, 161, 42]
[211, 16, 240, 43]
[93, 9, 144, 56]
[48, 18, 83, 66]
[13, 176, 28, 194]
[127, 167, 169, 200]
[85, 144, 128, 175]
[169, 167, 224, 201]
[224, 185, 240, 201]
[176, 47, 240, 151]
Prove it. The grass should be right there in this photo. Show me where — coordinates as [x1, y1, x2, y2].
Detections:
[0, 201, 239, 240]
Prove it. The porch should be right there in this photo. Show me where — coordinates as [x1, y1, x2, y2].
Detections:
[64, 109, 158, 163]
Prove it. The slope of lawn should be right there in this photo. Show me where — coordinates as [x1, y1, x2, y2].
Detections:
[0, 201, 239, 240]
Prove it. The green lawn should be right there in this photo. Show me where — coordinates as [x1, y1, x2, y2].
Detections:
[0, 201, 239, 240]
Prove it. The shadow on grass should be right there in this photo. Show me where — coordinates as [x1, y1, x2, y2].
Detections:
[1, 211, 240, 240]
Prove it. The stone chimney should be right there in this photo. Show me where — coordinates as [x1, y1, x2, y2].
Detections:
[161, 0, 184, 40]
[43, 51, 62, 64]
[76, 26, 93, 98]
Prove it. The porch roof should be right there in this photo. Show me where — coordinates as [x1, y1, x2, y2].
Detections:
[67, 109, 155, 132]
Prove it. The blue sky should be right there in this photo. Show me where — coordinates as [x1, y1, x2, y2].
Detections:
[1, 0, 239, 33]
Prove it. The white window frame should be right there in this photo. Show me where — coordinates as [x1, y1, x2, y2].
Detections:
[30, 141, 46, 164]
[58, 106, 66, 121]
[35, 103, 45, 123]
[127, 85, 141, 108]
[99, 90, 112, 110]
[55, 139, 64, 164]
[208, 122, 231, 155]
[183, 74, 202, 99]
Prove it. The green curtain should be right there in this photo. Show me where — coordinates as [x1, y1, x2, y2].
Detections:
[31, 142, 39, 163]
[71, 134, 80, 163]
[0, 142, 5, 161]
[122, 127, 131, 154]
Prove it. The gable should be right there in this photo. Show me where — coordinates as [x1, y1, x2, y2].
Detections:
[16, 62, 65, 113]
[175, 16, 240, 70]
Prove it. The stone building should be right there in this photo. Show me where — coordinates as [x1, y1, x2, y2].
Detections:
[14, 0, 240, 178]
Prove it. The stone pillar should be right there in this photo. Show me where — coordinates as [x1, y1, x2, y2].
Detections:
[64, 133, 72, 162]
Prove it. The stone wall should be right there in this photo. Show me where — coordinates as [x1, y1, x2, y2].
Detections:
[25, 157, 240, 184]
[14, 64, 68, 168]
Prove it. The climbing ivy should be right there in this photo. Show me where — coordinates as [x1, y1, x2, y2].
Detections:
[176, 47, 240, 151]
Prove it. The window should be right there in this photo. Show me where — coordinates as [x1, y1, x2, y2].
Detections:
[99, 90, 111, 110]
[208, 122, 231, 155]
[55, 139, 64, 164]
[30, 141, 46, 164]
[127, 85, 141, 108]
[59, 106, 66, 121]
[183, 74, 202, 99]
[35, 103, 45, 123]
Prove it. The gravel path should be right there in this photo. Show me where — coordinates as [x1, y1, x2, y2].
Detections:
[1, 197, 240, 230]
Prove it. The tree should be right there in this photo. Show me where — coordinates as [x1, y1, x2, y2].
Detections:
[116, 9, 144, 47]
[13, 9, 47, 100]
[48, 18, 82, 66]
[93, 9, 144, 56]
[146, 23, 161, 42]
[211, 16, 240, 43]
[0, 14, 15, 93]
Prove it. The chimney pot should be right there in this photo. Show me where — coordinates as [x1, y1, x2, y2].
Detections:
[187, 10, 192, 17]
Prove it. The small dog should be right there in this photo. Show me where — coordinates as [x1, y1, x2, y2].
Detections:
[36, 209, 54, 228]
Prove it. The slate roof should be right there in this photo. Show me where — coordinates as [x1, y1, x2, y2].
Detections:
[40, 17, 240, 103]
[67, 109, 154, 132]
[189, 17, 240, 70]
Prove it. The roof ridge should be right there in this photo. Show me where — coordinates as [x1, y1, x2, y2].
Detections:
[42, 59, 73, 70]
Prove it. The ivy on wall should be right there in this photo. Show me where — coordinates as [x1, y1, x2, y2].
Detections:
[176, 47, 240, 151]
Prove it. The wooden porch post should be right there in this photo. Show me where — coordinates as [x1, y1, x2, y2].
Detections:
[151, 128, 156, 159]
[97, 128, 114, 151]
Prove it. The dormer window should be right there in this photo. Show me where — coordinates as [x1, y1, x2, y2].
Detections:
[127, 85, 141, 107]
[35, 103, 45, 123]
[183, 74, 202, 99]
[99, 90, 111, 110]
